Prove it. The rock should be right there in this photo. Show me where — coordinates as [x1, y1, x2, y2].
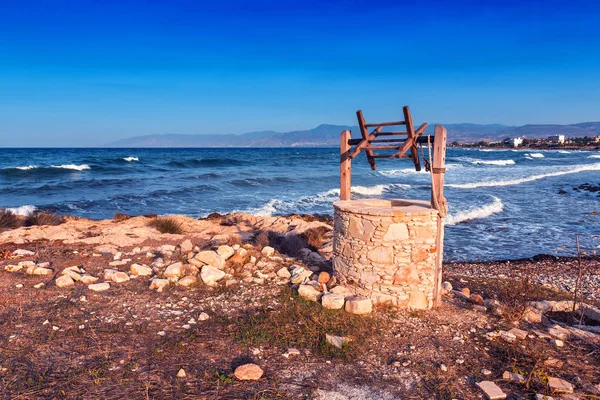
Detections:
[508, 328, 528, 339]
[503, 371, 526, 383]
[13, 249, 35, 257]
[548, 326, 569, 340]
[482, 369, 492, 376]
[130, 263, 153, 276]
[158, 244, 176, 253]
[548, 377, 574, 393]
[164, 262, 198, 279]
[62, 268, 82, 281]
[535, 395, 554, 400]
[499, 330, 517, 343]
[198, 312, 209, 321]
[318, 271, 331, 284]
[234, 363, 263, 380]
[177, 276, 197, 287]
[470, 294, 484, 304]
[282, 348, 301, 358]
[89, 282, 110, 292]
[111, 271, 130, 283]
[180, 239, 194, 253]
[33, 267, 53, 275]
[476, 381, 507, 399]
[176, 368, 186, 378]
[55, 275, 75, 288]
[290, 268, 313, 285]
[34, 283, 45, 289]
[440, 364, 448, 372]
[103, 269, 118, 280]
[149, 278, 169, 292]
[276, 267, 291, 278]
[345, 297, 373, 315]
[553, 339, 564, 347]
[298, 285, 322, 302]
[325, 333, 352, 349]
[544, 358, 563, 368]
[460, 288, 471, 297]
[321, 293, 345, 310]
[194, 251, 225, 269]
[5, 264, 23, 272]
[200, 265, 226, 286]
[441, 281, 453, 293]
[330, 286, 354, 298]
[109, 260, 128, 267]
[383, 223, 409, 241]
[229, 248, 249, 264]
[113, 252, 122, 260]
[80, 275, 99, 284]
[217, 245, 235, 260]
[261, 246, 275, 257]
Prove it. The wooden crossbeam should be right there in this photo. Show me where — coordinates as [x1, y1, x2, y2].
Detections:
[365, 121, 405, 127]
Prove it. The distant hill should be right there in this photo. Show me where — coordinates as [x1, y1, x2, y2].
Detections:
[107, 122, 600, 147]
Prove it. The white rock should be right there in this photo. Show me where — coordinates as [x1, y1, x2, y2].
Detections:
[198, 312, 210, 321]
[177, 276, 197, 287]
[104, 269, 118, 280]
[15, 284, 23, 288]
[61, 269, 82, 281]
[200, 265, 225, 286]
[548, 377, 573, 393]
[282, 348, 301, 358]
[276, 267, 291, 278]
[217, 245, 235, 260]
[111, 271, 130, 283]
[503, 371, 525, 383]
[34, 283, 45, 289]
[158, 244, 176, 253]
[80, 275, 99, 284]
[290, 268, 313, 285]
[130, 263, 153, 276]
[109, 260, 128, 267]
[177, 368, 186, 378]
[180, 239, 194, 253]
[55, 275, 75, 288]
[149, 278, 169, 292]
[261, 246, 275, 257]
[164, 262, 185, 278]
[33, 267, 53, 275]
[329, 286, 353, 297]
[321, 293, 346, 310]
[5, 265, 23, 272]
[325, 333, 352, 349]
[13, 249, 35, 257]
[113, 252, 122, 260]
[298, 284, 322, 302]
[194, 251, 225, 269]
[345, 297, 373, 315]
[476, 381, 507, 399]
[89, 282, 110, 292]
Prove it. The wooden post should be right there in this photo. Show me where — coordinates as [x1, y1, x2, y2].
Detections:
[431, 125, 447, 308]
[340, 130, 352, 200]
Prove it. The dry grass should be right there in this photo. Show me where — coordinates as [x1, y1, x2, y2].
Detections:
[301, 226, 331, 250]
[0, 209, 21, 229]
[113, 213, 132, 222]
[148, 217, 183, 234]
[24, 211, 64, 227]
[232, 286, 390, 360]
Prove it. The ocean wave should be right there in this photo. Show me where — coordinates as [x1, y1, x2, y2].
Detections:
[470, 159, 516, 166]
[446, 197, 504, 225]
[166, 158, 245, 168]
[123, 156, 139, 162]
[526, 153, 545, 158]
[230, 176, 296, 187]
[448, 162, 600, 189]
[557, 150, 571, 154]
[50, 164, 91, 171]
[588, 154, 600, 159]
[379, 164, 461, 177]
[5, 205, 37, 216]
[246, 183, 411, 216]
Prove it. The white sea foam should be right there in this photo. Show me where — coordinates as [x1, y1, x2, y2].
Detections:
[50, 164, 91, 171]
[16, 165, 38, 170]
[446, 197, 503, 225]
[526, 153, 545, 158]
[470, 159, 516, 166]
[588, 154, 600, 159]
[5, 205, 37, 216]
[557, 150, 571, 154]
[123, 157, 139, 162]
[448, 162, 600, 189]
[247, 184, 410, 216]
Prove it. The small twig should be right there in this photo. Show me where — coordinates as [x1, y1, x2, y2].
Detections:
[572, 235, 583, 315]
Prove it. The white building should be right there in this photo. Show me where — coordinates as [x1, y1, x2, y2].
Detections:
[511, 137, 524, 147]
[549, 134, 565, 144]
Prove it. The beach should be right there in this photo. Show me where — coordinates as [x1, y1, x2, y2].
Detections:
[1, 213, 599, 399]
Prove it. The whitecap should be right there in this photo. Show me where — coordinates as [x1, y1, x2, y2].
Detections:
[446, 197, 503, 225]
[16, 165, 38, 170]
[587, 154, 600, 159]
[526, 153, 544, 158]
[123, 157, 139, 162]
[470, 160, 516, 166]
[448, 162, 600, 189]
[557, 150, 571, 154]
[5, 205, 37, 216]
[50, 164, 91, 171]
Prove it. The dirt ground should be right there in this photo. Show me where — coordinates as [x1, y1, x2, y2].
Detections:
[1, 216, 599, 399]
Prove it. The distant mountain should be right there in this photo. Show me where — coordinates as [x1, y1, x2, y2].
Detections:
[106, 122, 600, 147]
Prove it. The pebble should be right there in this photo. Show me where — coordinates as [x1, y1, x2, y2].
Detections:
[177, 368, 187, 378]
[276, 267, 291, 278]
[503, 371, 525, 383]
[15, 284, 23, 288]
[325, 333, 352, 349]
[34, 283, 45, 289]
[198, 312, 209, 321]
[234, 363, 264, 380]
[548, 377, 573, 393]
[261, 246, 275, 257]
[476, 381, 507, 399]
[440, 364, 448, 372]
[481, 368, 492, 375]
[55, 275, 75, 288]
[282, 348, 301, 358]
[89, 282, 110, 292]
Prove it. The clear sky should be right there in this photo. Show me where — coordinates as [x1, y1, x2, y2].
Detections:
[1, 0, 599, 146]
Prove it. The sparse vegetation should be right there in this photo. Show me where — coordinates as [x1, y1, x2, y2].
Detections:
[301, 226, 331, 250]
[0, 209, 21, 229]
[24, 211, 64, 227]
[113, 213, 132, 222]
[148, 217, 183, 234]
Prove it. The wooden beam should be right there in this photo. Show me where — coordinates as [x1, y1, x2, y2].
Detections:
[354, 110, 377, 169]
[340, 130, 352, 201]
[431, 125, 447, 309]
[374, 131, 409, 136]
[403, 106, 422, 171]
[365, 121, 406, 127]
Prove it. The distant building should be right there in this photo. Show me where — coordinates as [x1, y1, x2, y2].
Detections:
[549, 134, 565, 144]
[511, 137, 523, 147]
[593, 136, 600, 143]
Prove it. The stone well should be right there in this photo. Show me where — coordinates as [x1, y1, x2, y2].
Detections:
[332, 198, 439, 309]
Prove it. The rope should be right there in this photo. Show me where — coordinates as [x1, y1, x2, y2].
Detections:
[427, 135, 448, 218]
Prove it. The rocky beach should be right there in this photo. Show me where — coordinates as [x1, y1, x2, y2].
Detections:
[1, 213, 598, 399]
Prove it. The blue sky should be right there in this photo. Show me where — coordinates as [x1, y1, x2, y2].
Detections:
[1, 0, 599, 146]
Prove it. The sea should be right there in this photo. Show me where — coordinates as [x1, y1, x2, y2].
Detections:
[1, 147, 599, 261]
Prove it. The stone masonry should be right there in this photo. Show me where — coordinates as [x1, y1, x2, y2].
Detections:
[333, 199, 439, 309]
